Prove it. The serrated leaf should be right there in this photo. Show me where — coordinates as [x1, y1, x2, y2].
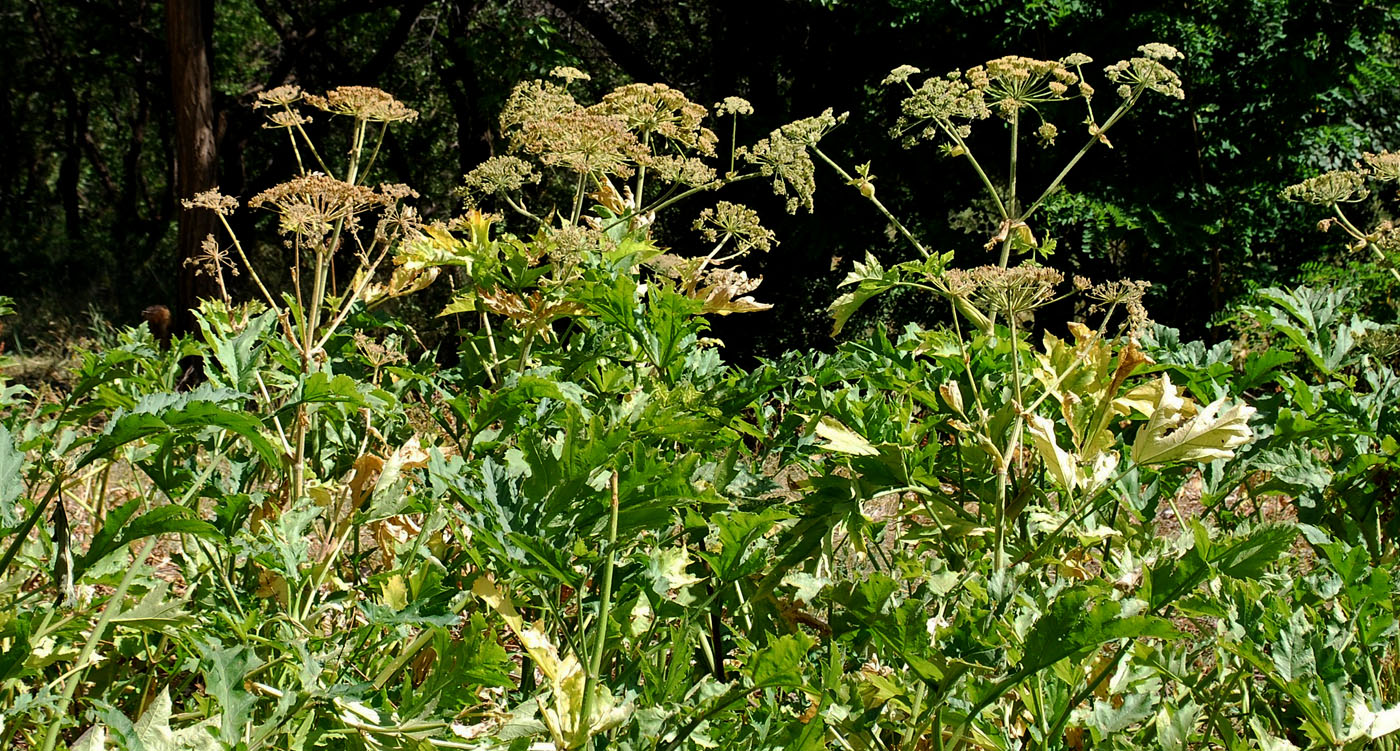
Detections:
[78, 385, 279, 469]
[1157, 700, 1200, 751]
[0, 424, 23, 528]
[111, 581, 195, 632]
[132, 688, 221, 751]
[1131, 375, 1255, 466]
[748, 632, 815, 688]
[1021, 587, 1178, 674]
[197, 638, 262, 743]
[645, 546, 704, 597]
[77, 504, 221, 579]
[828, 252, 899, 336]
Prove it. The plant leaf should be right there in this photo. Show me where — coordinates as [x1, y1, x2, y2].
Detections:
[1131, 375, 1255, 466]
[813, 416, 879, 456]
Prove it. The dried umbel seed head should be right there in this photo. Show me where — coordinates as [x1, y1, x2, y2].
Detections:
[255, 85, 303, 108]
[250, 174, 390, 242]
[305, 86, 418, 123]
[500, 80, 578, 141]
[1281, 170, 1369, 205]
[648, 155, 717, 188]
[186, 233, 238, 278]
[595, 83, 716, 155]
[881, 65, 923, 87]
[931, 268, 977, 298]
[183, 189, 239, 216]
[521, 111, 649, 177]
[1084, 278, 1152, 335]
[1362, 151, 1400, 182]
[694, 201, 776, 254]
[968, 264, 1064, 317]
[262, 109, 311, 130]
[549, 66, 591, 84]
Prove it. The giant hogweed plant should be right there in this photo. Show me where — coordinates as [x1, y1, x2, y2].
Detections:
[5, 64, 1400, 751]
[720, 44, 1400, 748]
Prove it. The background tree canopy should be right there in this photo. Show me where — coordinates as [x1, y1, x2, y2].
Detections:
[3, 0, 1398, 357]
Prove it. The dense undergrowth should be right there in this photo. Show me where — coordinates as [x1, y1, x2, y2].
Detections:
[3, 48, 1400, 751]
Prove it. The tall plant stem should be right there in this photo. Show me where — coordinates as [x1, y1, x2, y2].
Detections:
[1334, 206, 1400, 284]
[999, 110, 1021, 268]
[1022, 95, 1137, 220]
[570, 171, 587, 225]
[40, 536, 157, 751]
[811, 147, 929, 258]
[940, 124, 1007, 220]
[580, 470, 621, 743]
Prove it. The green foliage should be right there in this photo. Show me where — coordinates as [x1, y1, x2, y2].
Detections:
[4, 64, 1400, 751]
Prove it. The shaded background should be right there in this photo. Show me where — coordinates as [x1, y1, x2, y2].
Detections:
[3, 0, 1398, 359]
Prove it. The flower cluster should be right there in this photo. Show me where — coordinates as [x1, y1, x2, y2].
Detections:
[968, 264, 1064, 318]
[892, 73, 989, 146]
[648, 155, 717, 188]
[694, 201, 776, 255]
[460, 156, 541, 204]
[738, 109, 846, 212]
[966, 55, 1083, 117]
[1080, 277, 1151, 335]
[255, 85, 303, 108]
[519, 111, 649, 177]
[1362, 151, 1400, 182]
[250, 174, 392, 242]
[1104, 44, 1185, 101]
[715, 96, 754, 117]
[183, 189, 239, 216]
[1281, 170, 1369, 205]
[596, 83, 716, 155]
[305, 86, 419, 123]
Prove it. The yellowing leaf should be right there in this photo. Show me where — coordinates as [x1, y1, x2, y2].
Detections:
[381, 574, 409, 611]
[813, 416, 879, 456]
[1130, 375, 1255, 466]
[1027, 415, 1077, 491]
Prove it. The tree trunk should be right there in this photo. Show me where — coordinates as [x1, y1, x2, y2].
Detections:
[168, 0, 218, 335]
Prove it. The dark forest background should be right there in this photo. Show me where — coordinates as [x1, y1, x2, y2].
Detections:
[3, 0, 1398, 360]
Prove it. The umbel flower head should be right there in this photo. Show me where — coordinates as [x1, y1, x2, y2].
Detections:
[183, 189, 239, 217]
[1104, 44, 1185, 100]
[305, 86, 418, 123]
[255, 85, 304, 108]
[965, 55, 1083, 117]
[594, 83, 717, 155]
[694, 201, 776, 255]
[1362, 151, 1400, 182]
[460, 156, 541, 204]
[892, 72, 990, 146]
[738, 109, 847, 213]
[250, 173, 390, 241]
[967, 264, 1064, 318]
[1281, 170, 1369, 205]
[715, 96, 754, 116]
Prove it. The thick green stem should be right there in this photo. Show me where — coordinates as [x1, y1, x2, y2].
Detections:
[40, 536, 157, 751]
[579, 471, 621, 744]
[999, 110, 1020, 268]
